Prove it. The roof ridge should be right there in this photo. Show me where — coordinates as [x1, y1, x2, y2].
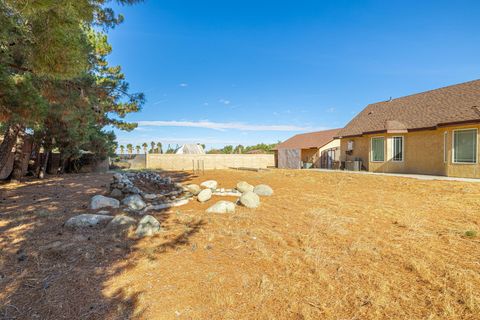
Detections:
[374, 79, 480, 105]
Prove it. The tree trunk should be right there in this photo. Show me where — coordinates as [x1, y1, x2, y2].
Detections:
[9, 126, 26, 181]
[31, 143, 41, 176]
[38, 149, 50, 179]
[0, 123, 21, 172]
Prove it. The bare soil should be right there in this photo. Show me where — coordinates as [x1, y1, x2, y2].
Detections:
[1, 169, 479, 319]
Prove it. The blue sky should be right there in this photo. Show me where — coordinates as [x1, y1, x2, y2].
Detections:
[107, 0, 480, 150]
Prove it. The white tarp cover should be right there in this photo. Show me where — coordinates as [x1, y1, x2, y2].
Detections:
[175, 144, 206, 155]
[278, 148, 301, 169]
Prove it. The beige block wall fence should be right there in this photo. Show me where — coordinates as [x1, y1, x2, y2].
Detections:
[146, 154, 275, 171]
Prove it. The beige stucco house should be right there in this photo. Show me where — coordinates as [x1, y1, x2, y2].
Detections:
[336, 79, 480, 178]
[274, 129, 341, 169]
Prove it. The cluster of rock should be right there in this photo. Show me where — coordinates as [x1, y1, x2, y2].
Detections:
[66, 171, 193, 238]
[109, 172, 182, 199]
[65, 212, 161, 238]
[64, 171, 274, 238]
[189, 180, 273, 213]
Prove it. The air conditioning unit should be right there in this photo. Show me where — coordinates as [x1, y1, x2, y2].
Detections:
[347, 140, 354, 151]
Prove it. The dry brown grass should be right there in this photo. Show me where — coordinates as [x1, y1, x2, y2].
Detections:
[1, 170, 480, 319]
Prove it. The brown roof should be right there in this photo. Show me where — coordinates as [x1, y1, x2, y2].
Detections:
[273, 128, 341, 150]
[337, 79, 480, 138]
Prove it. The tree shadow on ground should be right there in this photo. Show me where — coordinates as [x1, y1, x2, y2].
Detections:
[0, 170, 203, 319]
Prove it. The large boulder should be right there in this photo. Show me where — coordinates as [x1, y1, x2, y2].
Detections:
[197, 188, 212, 202]
[135, 215, 161, 238]
[206, 201, 236, 214]
[236, 181, 254, 193]
[122, 194, 147, 211]
[184, 184, 201, 195]
[65, 214, 113, 229]
[200, 180, 218, 190]
[106, 215, 137, 232]
[90, 195, 120, 210]
[253, 184, 274, 196]
[239, 191, 260, 208]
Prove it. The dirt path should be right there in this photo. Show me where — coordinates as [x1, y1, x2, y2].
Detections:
[1, 170, 479, 319]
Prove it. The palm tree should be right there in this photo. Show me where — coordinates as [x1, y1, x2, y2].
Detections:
[156, 142, 162, 154]
[234, 144, 244, 154]
[150, 141, 155, 153]
[135, 145, 141, 154]
[126, 143, 133, 155]
[142, 142, 148, 154]
[119, 145, 125, 154]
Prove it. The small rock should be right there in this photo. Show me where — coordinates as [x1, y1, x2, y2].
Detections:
[113, 173, 123, 181]
[236, 181, 254, 193]
[200, 180, 218, 190]
[65, 214, 114, 229]
[239, 191, 260, 208]
[110, 188, 123, 198]
[90, 195, 120, 210]
[184, 184, 201, 195]
[253, 184, 274, 196]
[143, 193, 157, 200]
[122, 194, 147, 211]
[143, 199, 189, 212]
[197, 189, 212, 202]
[123, 186, 141, 195]
[135, 215, 161, 237]
[206, 201, 236, 214]
[97, 210, 110, 215]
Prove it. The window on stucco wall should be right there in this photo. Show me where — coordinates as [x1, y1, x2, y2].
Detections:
[371, 137, 385, 162]
[392, 136, 404, 162]
[453, 129, 477, 164]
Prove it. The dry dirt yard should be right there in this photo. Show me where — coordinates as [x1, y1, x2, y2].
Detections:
[1, 169, 479, 320]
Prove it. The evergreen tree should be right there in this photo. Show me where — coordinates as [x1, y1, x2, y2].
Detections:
[135, 145, 140, 154]
[120, 145, 125, 154]
[142, 142, 148, 154]
[126, 143, 133, 155]
[156, 142, 162, 154]
[0, 0, 145, 178]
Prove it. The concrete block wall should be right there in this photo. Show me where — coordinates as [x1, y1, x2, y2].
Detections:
[146, 154, 275, 170]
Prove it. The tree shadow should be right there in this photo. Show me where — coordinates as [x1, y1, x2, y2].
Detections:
[0, 170, 204, 319]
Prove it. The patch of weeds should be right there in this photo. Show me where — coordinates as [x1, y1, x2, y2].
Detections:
[464, 230, 477, 238]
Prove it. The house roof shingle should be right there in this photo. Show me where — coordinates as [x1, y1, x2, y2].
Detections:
[273, 128, 341, 150]
[336, 79, 480, 138]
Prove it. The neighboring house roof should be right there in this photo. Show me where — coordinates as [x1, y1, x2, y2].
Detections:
[273, 128, 341, 150]
[337, 79, 480, 138]
[175, 144, 205, 154]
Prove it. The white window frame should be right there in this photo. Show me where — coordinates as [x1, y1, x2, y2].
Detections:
[370, 136, 385, 162]
[391, 136, 404, 162]
[452, 128, 478, 164]
[443, 132, 448, 163]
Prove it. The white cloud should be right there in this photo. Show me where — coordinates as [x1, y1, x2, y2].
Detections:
[219, 99, 231, 105]
[136, 120, 316, 132]
[179, 83, 188, 87]
[326, 107, 336, 113]
[117, 136, 253, 146]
